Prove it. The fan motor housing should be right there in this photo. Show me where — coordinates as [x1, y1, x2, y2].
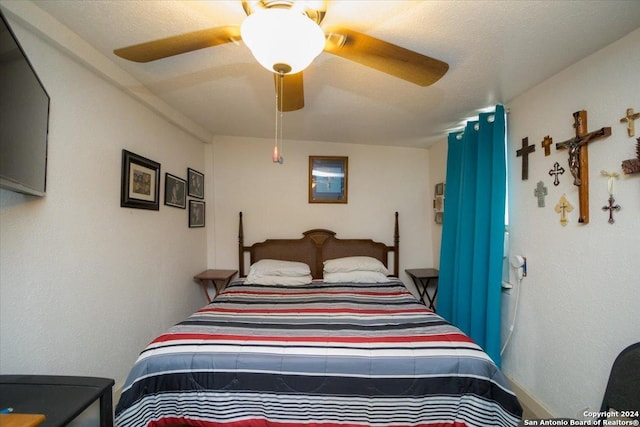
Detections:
[241, 0, 326, 25]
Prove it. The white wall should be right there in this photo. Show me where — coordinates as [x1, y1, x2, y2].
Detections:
[0, 9, 207, 390]
[208, 135, 437, 294]
[502, 28, 640, 418]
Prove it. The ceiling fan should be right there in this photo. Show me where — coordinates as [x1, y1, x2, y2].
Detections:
[113, 0, 449, 112]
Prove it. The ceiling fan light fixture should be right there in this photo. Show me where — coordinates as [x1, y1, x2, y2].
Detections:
[241, 8, 326, 74]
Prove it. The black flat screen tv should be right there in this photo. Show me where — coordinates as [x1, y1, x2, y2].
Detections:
[0, 9, 50, 197]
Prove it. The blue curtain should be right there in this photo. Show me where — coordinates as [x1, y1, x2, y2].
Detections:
[438, 105, 506, 366]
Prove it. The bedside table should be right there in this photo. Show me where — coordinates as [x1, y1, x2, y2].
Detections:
[0, 375, 114, 427]
[194, 269, 237, 302]
[405, 268, 439, 311]
[0, 413, 46, 427]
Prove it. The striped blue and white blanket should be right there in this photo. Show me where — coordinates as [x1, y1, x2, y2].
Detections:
[115, 280, 522, 427]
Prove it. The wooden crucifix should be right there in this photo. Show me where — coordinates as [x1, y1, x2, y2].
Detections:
[516, 137, 535, 180]
[555, 110, 611, 224]
[620, 108, 640, 137]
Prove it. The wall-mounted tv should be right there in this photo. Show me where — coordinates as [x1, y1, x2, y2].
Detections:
[0, 9, 50, 197]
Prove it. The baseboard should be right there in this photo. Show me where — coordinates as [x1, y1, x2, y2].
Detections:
[507, 376, 555, 419]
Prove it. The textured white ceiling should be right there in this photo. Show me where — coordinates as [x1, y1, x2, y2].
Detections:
[16, 0, 640, 147]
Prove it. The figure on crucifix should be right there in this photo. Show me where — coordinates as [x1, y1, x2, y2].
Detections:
[563, 132, 600, 186]
[557, 111, 611, 186]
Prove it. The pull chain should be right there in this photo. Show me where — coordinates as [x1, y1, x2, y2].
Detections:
[273, 72, 284, 164]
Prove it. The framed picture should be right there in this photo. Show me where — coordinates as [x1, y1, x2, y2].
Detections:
[189, 200, 206, 228]
[121, 149, 160, 210]
[309, 156, 348, 203]
[164, 173, 186, 209]
[187, 168, 204, 199]
[435, 211, 444, 225]
[434, 182, 445, 224]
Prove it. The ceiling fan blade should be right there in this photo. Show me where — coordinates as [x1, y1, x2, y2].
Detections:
[323, 27, 449, 87]
[274, 72, 305, 112]
[113, 26, 241, 63]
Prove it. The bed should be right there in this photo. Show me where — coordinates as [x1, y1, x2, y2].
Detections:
[115, 212, 522, 427]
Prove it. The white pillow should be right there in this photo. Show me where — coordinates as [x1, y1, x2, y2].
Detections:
[244, 275, 313, 285]
[323, 271, 391, 283]
[323, 256, 389, 275]
[248, 259, 311, 277]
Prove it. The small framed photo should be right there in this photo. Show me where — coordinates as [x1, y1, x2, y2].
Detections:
[189, 200, 205, 228]
[435, 211, 444, 225]
[121, 149, 160, 210]
[434, 182, 445, 224]
[187, 168, 204, 199]
[164, 173, 186, 209]
[309, 156, 348, 203]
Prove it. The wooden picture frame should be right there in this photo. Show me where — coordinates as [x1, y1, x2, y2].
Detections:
[309, 156, 348, 204]
[187, 168, 204, 199]
[121, 149, 160, 210]
[189, 200, 205, 228]
[434, 182, 445, 224]
[164, 173, 186, 209]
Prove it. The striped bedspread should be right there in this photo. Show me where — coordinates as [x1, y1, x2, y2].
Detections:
[115, 280, 522, 427]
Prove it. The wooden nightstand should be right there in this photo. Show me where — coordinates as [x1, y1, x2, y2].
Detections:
[405, 268, 439, 311]
[194, 269, 237, 302]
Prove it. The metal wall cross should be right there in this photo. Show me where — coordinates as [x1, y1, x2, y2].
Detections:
[534, 181, 548, 207]
[600, 170, 620, 224]
[548, 162, 565, 186]
[516, 137, 536, 180]
[602, 196, 621, 224]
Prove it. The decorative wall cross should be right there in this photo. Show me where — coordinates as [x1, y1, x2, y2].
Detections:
[621, 137, 640, 175]
[555, 195, 573, 227]
[516, 137, 535, 180]
[534, 181, 548, 207]
[602, 197, 621, 224]
[555, 110, 611, 224]
[620, 108, 640, 137]
[541, 136, 553, 156]
[549, 161, 565, 186]
[600, 170, 620, 224]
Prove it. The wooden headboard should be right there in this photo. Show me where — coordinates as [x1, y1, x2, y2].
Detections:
[238, 212, 399, 279]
